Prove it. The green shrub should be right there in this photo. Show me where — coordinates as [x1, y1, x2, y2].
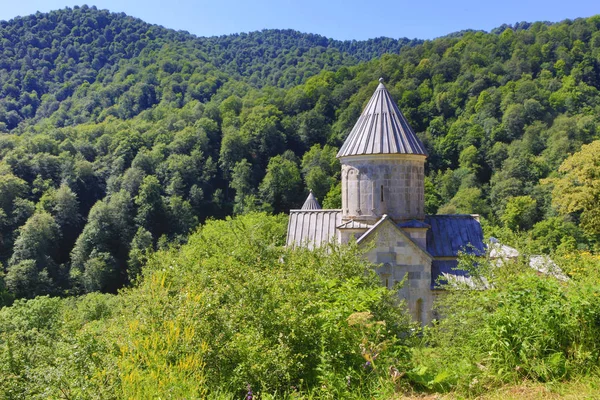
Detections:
[420, 253, 600, 395]
[0, 213, 414, 398]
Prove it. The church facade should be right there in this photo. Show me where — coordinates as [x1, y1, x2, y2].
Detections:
[286, 79, 484, 325]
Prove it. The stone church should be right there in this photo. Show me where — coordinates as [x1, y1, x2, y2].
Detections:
[286, 78, 484, 325]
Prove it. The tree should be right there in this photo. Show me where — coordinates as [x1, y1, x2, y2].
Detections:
[438, 187, 489, 216]
[502, 103, 526, 140]
[10, 212, 60, 270]
[240, 105, 286, 168]
[81, 251, 118, 293]
[458, 145, 480, 172]
[500, 195, 537, 231]
[529, 217, 582, 253]
[167, 195, 198, 238]
[71, 190, 135, 292]
[219, 126, 250, 176]
[0, 173, 28, 215]
[259, 154, 303, 213]
[5, 260, 52, 298]
[322, 181, 341, 209]
[230, 159, 255, 214]
[424, 176, 442, 214]
[135, 175, 168, 239]
[300, 144, 339, 202]
[128, 227, 153, 282]
[37, 184, 81, 263]
[0, 270, 14, 306]
[8, 212, 61, 296]
[546, 140, 600, 236]
[0, 173, 31, 257]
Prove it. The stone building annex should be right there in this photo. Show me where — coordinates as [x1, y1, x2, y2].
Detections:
[286, 79, 485, 325]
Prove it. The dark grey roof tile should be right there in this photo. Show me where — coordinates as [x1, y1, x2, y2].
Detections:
[301, 190, 322, 210]
[425, 215, 484, 257]
[337, 79, 428, 158]
[398, 219, 431, 229]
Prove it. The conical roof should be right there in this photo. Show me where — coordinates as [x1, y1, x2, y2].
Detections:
[301, 190, 322, 210]
[337, 78, 427, 158]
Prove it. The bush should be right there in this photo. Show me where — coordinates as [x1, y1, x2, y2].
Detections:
[0, 213, 414, 398]
[418, 252, 600, 394]
[117, 212, 413, 396]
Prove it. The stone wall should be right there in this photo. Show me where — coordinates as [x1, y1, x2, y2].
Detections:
[359, 219, 433, 326]
[341, 155, 426, 223]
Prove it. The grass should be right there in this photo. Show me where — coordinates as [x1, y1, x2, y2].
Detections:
[395, 376, 600, 399]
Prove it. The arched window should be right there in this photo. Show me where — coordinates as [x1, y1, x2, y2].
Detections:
[345, 169, 355, 214]
[381, 263, 392, 289]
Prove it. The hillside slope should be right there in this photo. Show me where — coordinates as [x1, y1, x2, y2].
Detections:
[0, 5, 421, 130]
[0, 9, 600, 300]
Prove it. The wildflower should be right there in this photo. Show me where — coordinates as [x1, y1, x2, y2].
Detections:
[245, 384, 253, 400]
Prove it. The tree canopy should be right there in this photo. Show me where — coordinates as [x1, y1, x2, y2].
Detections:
[1, 8, 600, 298]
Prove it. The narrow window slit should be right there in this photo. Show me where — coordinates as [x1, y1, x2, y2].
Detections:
[380, 185, 384, 202]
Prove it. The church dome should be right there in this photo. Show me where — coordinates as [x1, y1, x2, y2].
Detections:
[337, 78, 428, 158]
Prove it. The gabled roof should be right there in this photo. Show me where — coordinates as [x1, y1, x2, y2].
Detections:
[286, 210, 342, 249]
[357, 215, 432, 260]
[301, 190, 321, 210]
[425, 215, 485, 257]
[337, 78, 428, 158]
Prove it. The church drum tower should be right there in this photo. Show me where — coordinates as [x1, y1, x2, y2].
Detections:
[337, 78, 428, 224]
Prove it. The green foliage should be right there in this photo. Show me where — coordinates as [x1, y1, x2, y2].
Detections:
[259, 153, 303, 212]
[322, 181, 342, 209]
[3, 210, 600, 397]
[1, 7, 600, 300]
[301, 144, 340, 203]
[438, 187, 490, 216]
[0, 213, 413, 398]
[500, 195, 537, 231]
[4, 260, 53, 299]
[6, 212, 62, 297]
[0, 294, 120, 399]
[546, 140, 600, 236]
[70, 190, 135, 292]
[417, 250, 600, 395]
[424, 176, 442, 214]
[230, 159, 256, 214]
[529, 217, 583, 253]
[127, 227, 153, 282]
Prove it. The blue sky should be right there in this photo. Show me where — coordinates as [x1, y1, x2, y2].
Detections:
[1, 0, 598, 40]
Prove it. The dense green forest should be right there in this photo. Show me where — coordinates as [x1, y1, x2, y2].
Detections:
[1, 6, 600, 301]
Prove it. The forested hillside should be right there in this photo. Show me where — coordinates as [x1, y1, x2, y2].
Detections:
[0, 5, 419, 131]
[1, 6, 600, 302]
